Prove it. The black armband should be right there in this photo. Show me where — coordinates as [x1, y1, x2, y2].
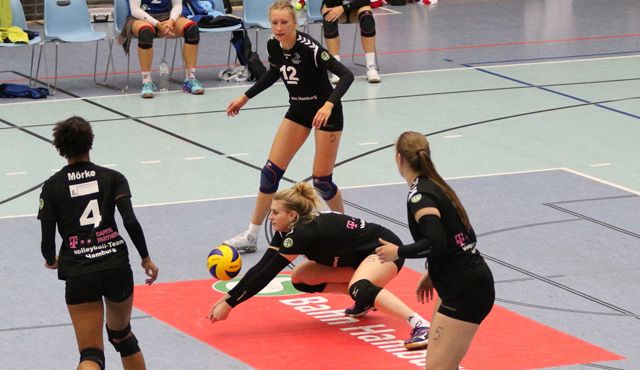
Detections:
[116, 196, 149, 259]
[40, 219, 57, 265]
[398, 214, 446, 258]
[226, 248, 291, 307]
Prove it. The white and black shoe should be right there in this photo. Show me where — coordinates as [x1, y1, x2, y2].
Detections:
[366, 68, 381, 83]
[223, 231, 257, 253]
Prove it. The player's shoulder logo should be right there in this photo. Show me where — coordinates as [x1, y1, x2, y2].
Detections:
[321, 51, 331, 61]
[39, 198, 44, 210]
[410, 193, 422, 204]
[283, 237, 294, 248]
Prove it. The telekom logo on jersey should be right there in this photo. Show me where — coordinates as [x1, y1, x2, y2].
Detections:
[346, 218, 366, 230]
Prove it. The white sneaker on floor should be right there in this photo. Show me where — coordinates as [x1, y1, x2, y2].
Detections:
[223, 231, 257, 253]
[366, 68, 381, 83]
[329, 73, 340, 84]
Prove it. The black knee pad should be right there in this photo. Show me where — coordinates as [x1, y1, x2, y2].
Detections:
[183, 22, 200, 45]
[107, 323, 141, 357]
[323, 19, 339, 39]
[80, 348, 105, 370]
[313, 174, 338, 200]
[349, 279, 382, 308]
[137, 26, 155, 49]
[259, 160, 285, 194]
[358, 10, 376, 37]
[293, 281, 327, 293]
[323, 0, 342, 7]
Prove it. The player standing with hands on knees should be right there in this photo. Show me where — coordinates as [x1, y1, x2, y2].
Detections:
[223, 0, 354, 253]
[38, 116, 159, 370]
[375, 131, 495, 369]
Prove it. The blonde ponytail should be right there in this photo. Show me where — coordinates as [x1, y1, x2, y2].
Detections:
[274, 182, 320, 224]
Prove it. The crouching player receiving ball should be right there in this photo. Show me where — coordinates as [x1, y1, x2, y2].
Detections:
[208, 182, 431, 350]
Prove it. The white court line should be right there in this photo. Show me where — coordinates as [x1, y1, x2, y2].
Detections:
[100, 163, 118, 167]
[589, 163, 611, 167]
[376, 6, 401, 15]
[379, 54, 640, 78]
[1, 55, 637, 107]
[3, 167, 637, 220]
[224, 153, 249, 157]
[140, 160, 161, 164]
[185, 156, 206, 161]
[443, 134, 463, 139]
[358, 142, 379, 146]
[6, 172, 27, 176]
[562, 168, 640, 197]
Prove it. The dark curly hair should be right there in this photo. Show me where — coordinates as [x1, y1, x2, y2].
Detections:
[52, 116, 94, 158]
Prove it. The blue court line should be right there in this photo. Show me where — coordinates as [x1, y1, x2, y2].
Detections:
[451, 60, 640, 121]
[466, 50, 640, 66]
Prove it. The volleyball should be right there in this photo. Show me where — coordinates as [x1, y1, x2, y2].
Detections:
[207, 245, 242, 280]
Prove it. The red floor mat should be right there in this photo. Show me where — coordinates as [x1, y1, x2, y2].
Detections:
[134, 269, 622, 370]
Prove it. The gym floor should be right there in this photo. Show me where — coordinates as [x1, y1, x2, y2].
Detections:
[1, 0, 639, 369]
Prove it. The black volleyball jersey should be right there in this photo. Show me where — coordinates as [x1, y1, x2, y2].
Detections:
[272, 212, 391, 267]
[407, 176, 484, 279]
[245, 32, 352, 106]
[38, 162, 130, 279]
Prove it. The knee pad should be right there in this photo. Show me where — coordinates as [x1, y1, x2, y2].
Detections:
[292, 281, 327, 293]
[323, 0, 342, 7]
[183, 21, 200, 45]
[313, 174, 338, 200]
[80, 348, 105, 370]
[323, 19, 339, 39]
[349, 279, 382, 308]
[137, 26, 155, 50]
[259, 160, 285, 194]
[358, 10, 376, 37]
[107, 323, 141, 357]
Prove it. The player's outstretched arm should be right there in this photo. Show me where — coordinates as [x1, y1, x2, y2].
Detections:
[208, 248, 295, 323]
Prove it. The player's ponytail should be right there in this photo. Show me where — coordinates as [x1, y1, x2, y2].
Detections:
[274, 182, 320, 224]
[395, 131, 472, 231]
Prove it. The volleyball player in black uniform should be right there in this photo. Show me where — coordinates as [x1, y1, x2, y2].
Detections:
[376, 131, 495, 368]
[38, 117, 158, 370]
[209, 183, 430, 350]
[223, 0, 354, 254]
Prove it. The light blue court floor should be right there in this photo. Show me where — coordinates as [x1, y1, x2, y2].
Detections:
[1, 0, 640, 369]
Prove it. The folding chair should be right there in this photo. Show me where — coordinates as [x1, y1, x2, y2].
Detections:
[242, 0, 273, 52]
[170, 0, 242, 79]
[0, 0, 43, 86]
[37, 0, 106, 94]
[93, 0, 129, 90]
[303, 0, 324, 39]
